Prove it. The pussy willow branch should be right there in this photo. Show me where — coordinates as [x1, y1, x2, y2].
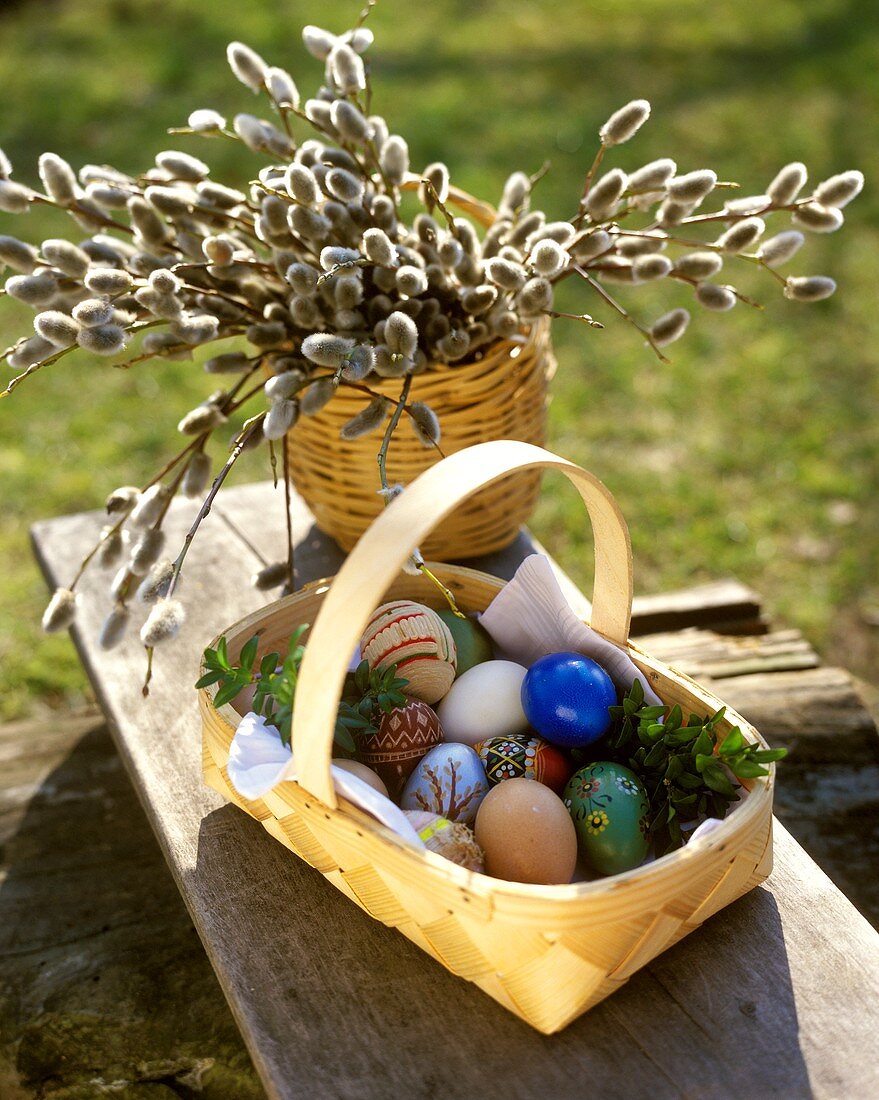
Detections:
[1, 320, 165, 398]
[282, 440, 295, 592]
[166, 414, 266, 602]
[29, 192, 137, 238]
[376, 372, 412, 496]
[374, 373, 462, 616]
[573, 265, 669, 363]
[571, 144, 607, 229]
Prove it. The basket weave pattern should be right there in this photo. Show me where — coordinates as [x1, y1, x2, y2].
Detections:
[286, 319, 555, 558]
[200, 444, 774, 1033]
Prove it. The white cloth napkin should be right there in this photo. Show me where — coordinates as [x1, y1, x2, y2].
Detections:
[226, 712, 424, 848]
[478, 554, 663, 705]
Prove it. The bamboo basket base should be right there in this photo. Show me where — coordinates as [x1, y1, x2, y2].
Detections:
[200, 566, 774, 1034]
[204, 745, 771, 1033]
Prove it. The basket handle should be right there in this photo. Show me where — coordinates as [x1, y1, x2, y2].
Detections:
[291, 440, 633, 808]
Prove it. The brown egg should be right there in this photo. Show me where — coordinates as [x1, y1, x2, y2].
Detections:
[332, 759, 390, 799]
[474, 777, 577, 885]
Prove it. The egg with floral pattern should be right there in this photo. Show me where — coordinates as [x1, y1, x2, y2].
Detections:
[563, 761, 650, 876]
[473, 735, 571, 794]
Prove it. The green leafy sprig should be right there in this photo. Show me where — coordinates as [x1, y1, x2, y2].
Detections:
[335, 659, 410, 753]
[197, 627, 408, 754]
[603, 679, 787, 855]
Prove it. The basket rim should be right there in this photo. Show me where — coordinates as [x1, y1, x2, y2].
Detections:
[200, 563, 775, 906]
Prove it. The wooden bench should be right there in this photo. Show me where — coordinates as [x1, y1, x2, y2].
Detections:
[31, 481, 879, 1100]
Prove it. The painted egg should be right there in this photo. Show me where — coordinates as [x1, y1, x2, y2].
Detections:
[331, 758, 389, 799]
[404, 811, 485, 872]
[360, 600, 457, 704]
[563, 761, 651, 876]
[474, 778, 577, 885]
[473, 735, 572, 794]
[356, 699, 443, 801]
[437, 660, 529, 746]
[436, 610, 494, 676]
[401, 743, 489, 824]
[521, 651, 617, 748]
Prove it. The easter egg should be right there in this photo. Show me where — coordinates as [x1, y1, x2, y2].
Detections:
[473, 735, 572, 794]
[331, 759, 389, 799]
[436, 610, 494, 676]
[356, 699, 443, 801]
[404, 811, 485, 872]
[437, 661, 529, 746]
[563, 761, 650, 876]
[401, 743, 489, 824]
[474, 778, 577, 885]
[360, 600, 457, 704]
[521, 651, 617, 748]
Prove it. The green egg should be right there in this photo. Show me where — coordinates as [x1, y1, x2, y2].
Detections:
[437, 610, 494, 676]
[563, 761, 650, 876]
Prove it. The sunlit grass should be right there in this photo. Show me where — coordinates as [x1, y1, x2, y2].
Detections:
[0, 0, 876, 719]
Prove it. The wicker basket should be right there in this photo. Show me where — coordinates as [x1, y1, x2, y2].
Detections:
[286, 178, 555, 559]
[200, 441, 774, 1034]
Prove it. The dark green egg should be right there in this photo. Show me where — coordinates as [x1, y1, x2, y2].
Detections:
[437, 610, 494, 676]
[563, 761, 650, 876]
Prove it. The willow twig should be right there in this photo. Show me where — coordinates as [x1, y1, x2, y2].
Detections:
[166, 415, 265, 601]
[282, 441, 296, 592]
[573, 265, 669, 363]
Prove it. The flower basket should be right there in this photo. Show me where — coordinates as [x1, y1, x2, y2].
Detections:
[288, 315, 554, 557]
[198, 440, 774, 1034]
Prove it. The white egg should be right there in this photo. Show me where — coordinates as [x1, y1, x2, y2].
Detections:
[437, 660, 530, 746]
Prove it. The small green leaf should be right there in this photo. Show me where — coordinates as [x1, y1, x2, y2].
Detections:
[239, 634, 260, 673]
[260, 652, 279, 678]
[195, 670, 224, 689]
[214, 681, 245, 708]
[701, 763, 738, 797]
[217, 635, 230, 670]
[730, 758, 769, 779]
[753, 748, 788, 762]
[644, 741, 667, 767]
[640, 706, 667, 720]
[333, 725, 356, 754]
[719, 727, 745, 756]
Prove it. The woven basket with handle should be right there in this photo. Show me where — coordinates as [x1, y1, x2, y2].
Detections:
[286, 180, 555, 559]
[200, 441, 774, 1034]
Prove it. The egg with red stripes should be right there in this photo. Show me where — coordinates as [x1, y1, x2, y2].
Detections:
[360, 600, 457, 704]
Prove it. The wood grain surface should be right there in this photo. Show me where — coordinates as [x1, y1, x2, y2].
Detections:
[31, 479, 879, 1100]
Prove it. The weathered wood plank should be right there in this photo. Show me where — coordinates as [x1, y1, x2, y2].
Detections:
[637, 627, 818, 679]
[628, 578, 766, 635]
[637, 629, 877, 761]
[30, 481, 879, 1100]
[710, 666, 879, 763]
[0, 711, 262, 1098]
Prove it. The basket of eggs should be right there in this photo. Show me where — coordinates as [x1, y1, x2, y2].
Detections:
[198, 440, 782, 1034]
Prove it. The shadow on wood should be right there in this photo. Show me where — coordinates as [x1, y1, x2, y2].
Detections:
[0, 719, 263, 1098]
[193, 800, 811, 1100]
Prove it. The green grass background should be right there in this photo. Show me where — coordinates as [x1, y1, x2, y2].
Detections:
[0, 0, 876, 719]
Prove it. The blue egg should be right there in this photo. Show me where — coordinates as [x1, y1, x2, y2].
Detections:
[521, 652, 617, 748]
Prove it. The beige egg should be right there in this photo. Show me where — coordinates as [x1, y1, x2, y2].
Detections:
[332, 758, 390, 798]
[474, 777, 577, 885]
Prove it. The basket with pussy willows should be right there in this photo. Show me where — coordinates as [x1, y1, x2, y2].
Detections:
[0, 10, 862, 682]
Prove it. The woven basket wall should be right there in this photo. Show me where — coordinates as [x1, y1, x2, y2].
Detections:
[287, 318, 555, 558]
[199, 443, 775, 1034]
